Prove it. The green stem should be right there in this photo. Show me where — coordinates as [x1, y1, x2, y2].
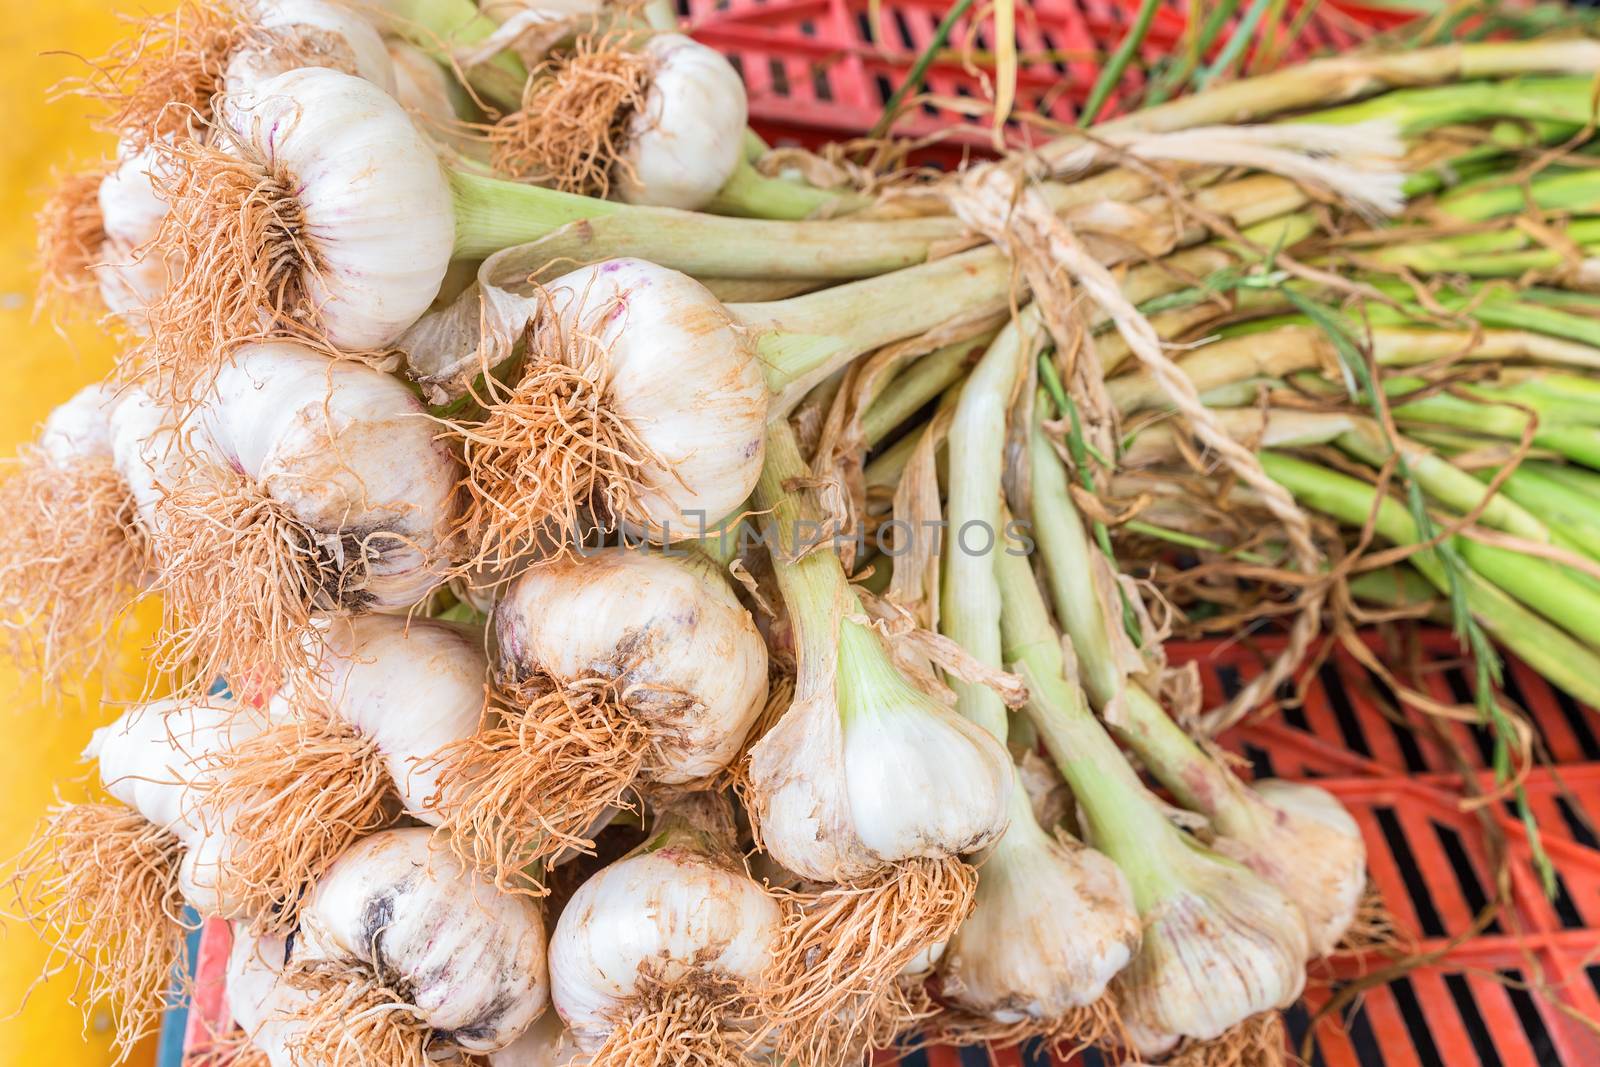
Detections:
[704, 157, 868, 221]
[1083, 0, 1162, 121]
[1026, 403, 1128, 707]
[1260, 451, 1600, 707]
[869, 0, 976, 139]
[384, 0, 529, 111]
[738, 248, 1015, 413]
[996, 546, 1183, 890]
[1440, 167, 1600, 223]
[449, 169, 963, 274]
[939, 312, 1041, 743]
[1335, 424, 1553, 545]
[861, 334, 991, 447]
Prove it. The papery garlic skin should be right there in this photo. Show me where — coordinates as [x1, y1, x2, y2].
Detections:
[614, 34, 747, 210]
[38, 384, 119, 468]
[836, 625, 1013, 863]
[490, 1007, 576, 1067]
[108, 387, 186, 534]
[1213, 779, 1366, 957]
[88, 698, 268, 917]
[546, 260, 769, 539]
[94, 145, 171, 321]
[1117, 838, 1310, 1054]
[280, 615, 486, 820]
[494, 547, 768, 782]
[940, 777, 1139, 1022]
[225, 0, 397, 96]
[196, 341, 461, 611]
[220, 68, 454, 350]
[295, 827, 549, 1053]
[227, 930, 312, 1067]
[387, 37, 477, 153]
[548, 847, 781, 1051]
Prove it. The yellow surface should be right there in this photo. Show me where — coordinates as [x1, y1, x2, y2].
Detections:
[0, 4, 166, 1065]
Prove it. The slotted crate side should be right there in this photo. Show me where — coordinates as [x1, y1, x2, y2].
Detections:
[683, 0, 1405, 149]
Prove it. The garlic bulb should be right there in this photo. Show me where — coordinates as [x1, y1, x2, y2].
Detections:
[387, 37, 481, 155]
[1115, 834, 1310, 1056]
[753, 621, 1013, 883]
[292, 826, 549, 1055]
[1117, 687, 1365, 957]
[612, 34, 748, 210]
[938, 775, 1139, 1024]
[200, 613, 487, 930]
[478, 0, 607, 64]
[224, 0, 396, 96]
[293, 614, 487, 820]
[88, 697, 268, 917]
[211, 68, 452, 351]
[438, 546, 766, 887]
[140, 340, 460, 694]
[226, 930, 312, 1067]
[93, 144, 170, 320]
[457, 258, 768, 553]
[494, 547, 769, 784]
[1210, 779, 1367, 957]
[548, 814, 780, 1056]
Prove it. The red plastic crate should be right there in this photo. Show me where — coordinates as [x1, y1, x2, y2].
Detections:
[683, 0, 1413, 151]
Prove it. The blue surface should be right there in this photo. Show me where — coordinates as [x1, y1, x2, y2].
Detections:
[155, 909, 203, 1067]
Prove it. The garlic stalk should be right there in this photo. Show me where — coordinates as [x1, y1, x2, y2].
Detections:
[996, 545, 1309, 1058]
[11, 696, 268, 1061]
[1028, 408, 1367, 957]
[286, 826, 549, 1060]
[449, 251, 1013, 557]
[0, 384, 146, 688]
[141, 340, 460, 697]
[199, 614, 488, 931]
[432, 546, 768, 892]
[548, 794, 781, 1063]
[746, 419, 1010, 1060]
[929, 310, 1140, 1042]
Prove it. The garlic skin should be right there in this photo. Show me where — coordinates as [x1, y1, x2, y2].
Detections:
[1212, 779, 1366, 957]
[107, 386, 186, 534]
[548, 846, 781, 1051]
[494, 547, 768, 782]
[94, 144, 171, 321]
[38, 384, 118, 468]
[220, 68, 454, 350]
[225, 0, 397, 96]
[489, 1007, 576, 1067]
[195, 341, 461, 611]
[226, 930, 311, 1067]
[939, 777, 1139, 1022]
[1117, 838, 1310, 1054]
[387, 37, 477, 153]
[295, 827, 549, 1053]
[614, 34, 747, 210]
[280, 615, 487, 820]
[752, 622, 1013, 883]
[547, 260, 769, 539]
[88, 698, 268, 917]
[836, 624, 1013, 864]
